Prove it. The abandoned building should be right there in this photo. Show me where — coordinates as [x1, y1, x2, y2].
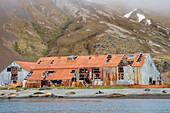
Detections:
[0, 61, 35, 87]
[26, 53, 163, 88]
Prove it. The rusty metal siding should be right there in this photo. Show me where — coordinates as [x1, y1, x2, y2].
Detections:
[101, 67, 117, 85]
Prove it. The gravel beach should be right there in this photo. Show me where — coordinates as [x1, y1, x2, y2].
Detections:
[0, 88, 170, 99]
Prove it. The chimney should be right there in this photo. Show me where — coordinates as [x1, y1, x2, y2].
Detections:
[58, 53, 61, 58]
[96, 52, 99, 56]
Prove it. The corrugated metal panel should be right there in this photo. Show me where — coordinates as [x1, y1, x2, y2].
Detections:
[46, 69, 77, 80]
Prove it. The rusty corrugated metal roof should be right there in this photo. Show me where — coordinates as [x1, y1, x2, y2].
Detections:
[28, 70, 46, 80]
[46, 69, 77, 80]
[15, 61, 35, 72]
[33, 55, 124, 70]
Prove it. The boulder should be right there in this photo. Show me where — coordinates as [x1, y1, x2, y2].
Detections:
[34, 92, 45, 95]
[16, 89, 24, 92]
[95, 91, 104, 94]
[1, 93, 5, 96]
[162, 90, 167, 93]
[41, 93, 54, 97]
[8, 93, 19, 98]
[65, 92, 76, 96]
[29, 94, 39, 97]
[144, 89, 150, 91]
[39, 87, 51, 90]
[107, 93, 125, 98]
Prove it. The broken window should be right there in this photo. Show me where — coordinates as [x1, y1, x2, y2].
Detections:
[70, 70, 76, 74]
[105, 55, 112, 63]
[37, 61, 42, 66]
[66, 56, 77, 61]
[150, 63, 152, 67]
[118, 67, 124, 80]
[50, 60, 54, 65]
[127, 55, 136, 59]
[7, 67, 11, 72]
[136, 54, 142, 63]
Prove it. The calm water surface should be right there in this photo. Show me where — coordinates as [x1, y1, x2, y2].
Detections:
[0, 99, 170, 113]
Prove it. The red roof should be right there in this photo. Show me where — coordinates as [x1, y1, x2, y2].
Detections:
[33, 55, 124, 70]
[28, 70, 46, 80]
[46, 69, 77, 80]
[15, 61, 35, 72]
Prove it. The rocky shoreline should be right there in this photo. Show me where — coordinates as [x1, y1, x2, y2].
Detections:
[0, 88, 170, 99]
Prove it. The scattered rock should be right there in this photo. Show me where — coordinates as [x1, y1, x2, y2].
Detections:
[41, 93, 54, 97]
[29, 94, 39, 97]
[144, 89, 150, 91]
[65, 92, 76, 96]
[162, 90, 167, 93]
[34, 92, 45, 95]
[16, 89, 24, 92]
[95, 91, 104, 94]
[107, 93, 125, 98]
[1, 93, 5, 96]
[39, 87, 51, 90]
[8, 93, 19, 98]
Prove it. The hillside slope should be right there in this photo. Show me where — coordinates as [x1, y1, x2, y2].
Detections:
[0, 0, 169, 82]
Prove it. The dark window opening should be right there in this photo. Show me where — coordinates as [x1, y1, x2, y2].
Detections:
[105, 55, 112, 63]
[153, 81, 156, 85]
[70, 70, 75, 74]
[13, 81, 17, 84]
[80, 69, 85, 73]
[48, 71, 55, 74]
[95, 74, 100, 79]
[92, 68, 100, 73]
[128, 61, 134, 66]
[37, 61, 42, 66]
[136, 54, 142, 63]
[7, 68, 11, 72]
[149, 77, 152, 85]
[150, 63, 152, 67]
[50, 60, 54, 65]
[79, 74, 85, 80]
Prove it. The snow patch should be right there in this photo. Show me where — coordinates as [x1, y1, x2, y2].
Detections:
[124, 9, 137, 18]
[146, 20, 151, 25]
[137, 13, 145, 22]
[148, 41, 161, 48]
[87, 0, 93, 2]
[46, 26, 52, 30]
[151, 49, 162, 54]
[85, 29, 92, 32]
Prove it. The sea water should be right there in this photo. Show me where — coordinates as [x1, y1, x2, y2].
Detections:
[0, 99, 170, 113]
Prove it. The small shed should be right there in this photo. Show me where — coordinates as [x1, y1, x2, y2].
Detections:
[0, 61, 35, 87]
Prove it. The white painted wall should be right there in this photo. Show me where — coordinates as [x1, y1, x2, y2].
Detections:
[0, 61, 29, 86]
[141, 54, 163, 85]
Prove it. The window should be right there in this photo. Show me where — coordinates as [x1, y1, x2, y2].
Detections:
[37, 61, 42, 66]
[136, 54, 142, 63]
[7, 67, 11, 72]
[70, 70, 76, 74]
[127, 55, 136, 59]
[105, 55, 112, 63]
[50, 60, 54, 65]
[150, 63, 152, 67]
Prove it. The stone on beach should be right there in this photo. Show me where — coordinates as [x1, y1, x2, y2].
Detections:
[95, 91, 104, 94]
[65, 92, 76, 96]
[8, 93, 19, 98]
[41, 93, 54, 97]
[107, 93, 126, 98]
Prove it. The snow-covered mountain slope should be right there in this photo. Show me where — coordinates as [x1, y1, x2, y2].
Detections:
[124, 9, 152, 25]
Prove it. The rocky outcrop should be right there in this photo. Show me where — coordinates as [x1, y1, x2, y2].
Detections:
[107, 93, 126, 98]
[65, 92, 76, 96]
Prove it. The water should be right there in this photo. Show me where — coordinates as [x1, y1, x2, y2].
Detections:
[0, 99, 170, 113]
